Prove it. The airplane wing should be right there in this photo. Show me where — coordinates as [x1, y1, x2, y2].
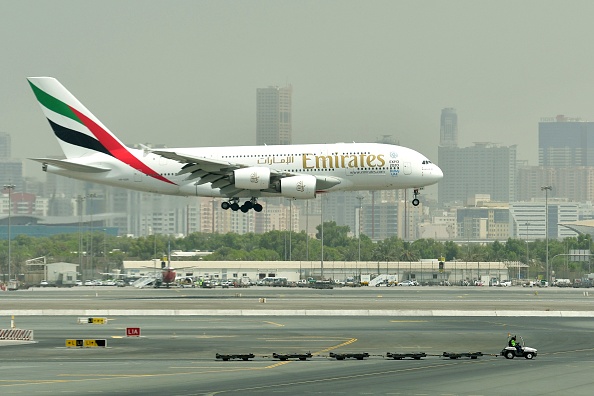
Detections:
[152, 150, 289, 197]
[30, 158, 111, 173]
[153, 150, 342, 196]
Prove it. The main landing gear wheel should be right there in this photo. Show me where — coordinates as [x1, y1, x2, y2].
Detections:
[222, 198, 240, 211]
[240, 201, 252, 213]
[221, 198, 262, 212]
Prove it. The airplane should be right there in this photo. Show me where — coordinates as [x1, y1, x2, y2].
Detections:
[157, 266, 177, 288]
[27, 77, 443, 212]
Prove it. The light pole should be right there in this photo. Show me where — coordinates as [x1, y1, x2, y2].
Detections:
[525, 222, 529, 280]
[288, 199, 292, 261]
[88, 193, 96, 277]
[4, 184, 15, 281]
[306, 200, 309, 262]
[76, 195, 85, 279]
[103, 228, 108, 272]
[541, 186, 552, 283]
[320, 194, 324, 279]
[356, 195, 364, 261]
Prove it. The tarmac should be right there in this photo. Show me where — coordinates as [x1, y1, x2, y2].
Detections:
[1, 286, 593, 395]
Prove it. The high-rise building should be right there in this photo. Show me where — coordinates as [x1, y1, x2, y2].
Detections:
[256, 85, 292, 145]
[439, 143, 517, 206]
[510, 201, 578, 239]
[0, 132, 11, 158]
[456, 206, 510, 240]
[439, 108, 458, 148]
[517, 166, 594, 202]
[513, 116, 594, 202]
[0, 132, 23, 191]
[539, 115, 594, 167]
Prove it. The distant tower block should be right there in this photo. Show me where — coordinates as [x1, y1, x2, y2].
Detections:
[256, 85, 293, 146]
[440, 108, 458, 148]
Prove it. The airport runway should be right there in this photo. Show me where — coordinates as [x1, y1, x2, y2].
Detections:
[1, 286, 594, 395]
[2, 284, 594, 312]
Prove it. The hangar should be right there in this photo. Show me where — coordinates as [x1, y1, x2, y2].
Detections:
[122, 260, 519, 285]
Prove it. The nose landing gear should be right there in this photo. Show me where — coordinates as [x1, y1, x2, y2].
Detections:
[412, 189, 420, 206]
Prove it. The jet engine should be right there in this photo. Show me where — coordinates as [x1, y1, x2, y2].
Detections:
[233, 167, 271, 189]
[279, 175, 317, 199]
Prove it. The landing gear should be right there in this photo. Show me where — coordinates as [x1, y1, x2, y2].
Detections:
[221, 198, 262, 212]
[412, 189, 420, 206]
[221, 198, 239, 211]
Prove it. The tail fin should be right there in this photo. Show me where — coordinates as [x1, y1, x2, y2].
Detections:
[28, 77, 128, 159]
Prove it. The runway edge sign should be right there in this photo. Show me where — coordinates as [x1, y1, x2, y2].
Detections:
[126, 327, 141, 337]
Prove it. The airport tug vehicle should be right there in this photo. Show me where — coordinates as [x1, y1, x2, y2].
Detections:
[501, 334, 537, 360]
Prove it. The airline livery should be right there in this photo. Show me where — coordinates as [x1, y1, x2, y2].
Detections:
[28, 77, 443, 212]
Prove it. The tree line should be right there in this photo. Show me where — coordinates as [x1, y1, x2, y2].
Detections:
[1, 221, 593, 278]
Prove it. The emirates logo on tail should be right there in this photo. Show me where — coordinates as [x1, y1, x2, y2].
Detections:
[296, 180, 305, 193]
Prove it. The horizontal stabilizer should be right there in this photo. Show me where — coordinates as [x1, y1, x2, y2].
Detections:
[30, 158, 111, 173]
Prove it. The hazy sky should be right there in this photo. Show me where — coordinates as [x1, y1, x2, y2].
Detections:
[2, 0, 594, 178]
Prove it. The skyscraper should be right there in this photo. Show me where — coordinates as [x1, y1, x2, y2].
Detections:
[539, 115, 594, 167]
[439, 108, 458, 148]
[438, 108, 517, 205]
[0, 132, 23, 191]
[0, 132, 11, 158]
[256, 85, 292, 145]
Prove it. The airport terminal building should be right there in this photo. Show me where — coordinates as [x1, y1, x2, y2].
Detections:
[122, 260, 518, 285]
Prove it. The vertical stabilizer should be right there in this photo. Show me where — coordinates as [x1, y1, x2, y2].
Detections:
[28, 77, 127, 159]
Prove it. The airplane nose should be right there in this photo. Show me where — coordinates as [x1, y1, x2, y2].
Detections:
[433, 165, 443, 182]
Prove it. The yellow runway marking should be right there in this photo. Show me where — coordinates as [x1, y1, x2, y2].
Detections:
[264, 361, 292, 368]
[390, 320, 428, 323]
[258, 338, 349, 342]
[315, 337, 358, 354]
[263, 321, 285, 327]
[0, 345, 358, 389]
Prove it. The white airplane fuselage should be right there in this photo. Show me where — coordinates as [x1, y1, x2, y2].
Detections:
[27, 76, 442, 208]
[46, 142, 442, 198]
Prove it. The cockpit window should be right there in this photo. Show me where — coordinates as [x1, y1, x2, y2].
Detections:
[422, 160, 432, 164]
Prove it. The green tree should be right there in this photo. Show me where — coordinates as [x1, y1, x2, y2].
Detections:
[315, 221, 350, 248]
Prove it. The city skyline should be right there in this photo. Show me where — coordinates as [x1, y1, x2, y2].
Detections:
[2, 1, 594, 180]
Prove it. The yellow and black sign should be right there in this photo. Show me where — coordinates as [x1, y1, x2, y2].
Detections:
[65, 339, 107, 348]
[84, 339, 107, 347]
[88, 317, 107, 324]
[66, 339, 84, 347]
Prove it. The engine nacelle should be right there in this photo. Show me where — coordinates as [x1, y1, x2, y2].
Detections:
[233, 167, 271, 190]
[280, 175, 317, 199]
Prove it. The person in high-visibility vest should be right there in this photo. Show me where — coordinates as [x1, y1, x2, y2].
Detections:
[509, 335, 522, 353]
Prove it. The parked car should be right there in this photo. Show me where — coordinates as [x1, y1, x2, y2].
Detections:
[40, 280, 49, 287]
[499, 280, 512, 287]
